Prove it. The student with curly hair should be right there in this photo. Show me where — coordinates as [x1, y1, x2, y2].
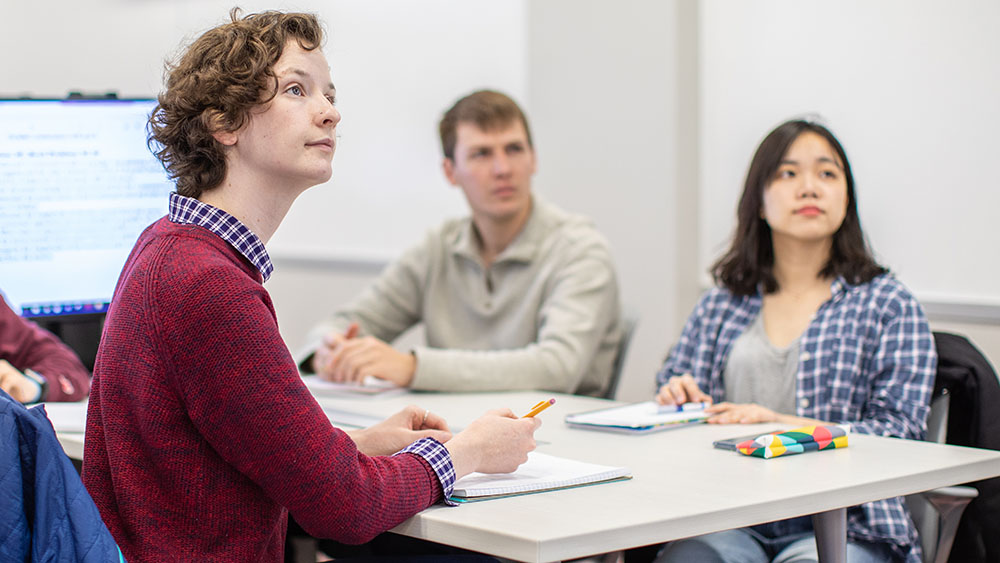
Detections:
[82, 10, 538, 561]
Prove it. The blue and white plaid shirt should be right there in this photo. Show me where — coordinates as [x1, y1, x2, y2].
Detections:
[658, 274, 936, 562]
[168, 192, 274, 282]
[396, 438, 457, 504]
[168, 192, 457, 501]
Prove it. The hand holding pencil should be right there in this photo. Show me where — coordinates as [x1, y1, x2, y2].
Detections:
[445, 407, 541, 478]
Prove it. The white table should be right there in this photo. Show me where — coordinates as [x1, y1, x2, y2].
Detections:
[43, 401, 87, 460]
[55, 391, 1000, 563]
[312, 390, 1000, 563]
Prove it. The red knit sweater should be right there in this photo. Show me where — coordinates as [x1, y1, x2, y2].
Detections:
[82, 218, 442, 561]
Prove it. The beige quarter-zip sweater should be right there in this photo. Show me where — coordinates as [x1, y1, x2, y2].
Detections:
[299, 197, 622, 397]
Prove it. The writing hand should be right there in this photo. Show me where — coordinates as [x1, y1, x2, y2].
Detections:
[445, 408, 541, 478]
[655, 374, 712, 406]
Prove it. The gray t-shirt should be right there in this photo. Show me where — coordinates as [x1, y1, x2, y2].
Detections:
[723, 313, 799, 415]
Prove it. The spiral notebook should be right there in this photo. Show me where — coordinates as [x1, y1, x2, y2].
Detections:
[449, 452, 631, 502]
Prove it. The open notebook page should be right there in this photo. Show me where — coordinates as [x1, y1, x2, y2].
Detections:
[451, 451, 631, 501]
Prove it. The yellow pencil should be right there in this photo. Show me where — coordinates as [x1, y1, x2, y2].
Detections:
[522, 398, 556, 418]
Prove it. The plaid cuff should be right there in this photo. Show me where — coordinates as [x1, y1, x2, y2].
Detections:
[395, 437, 457, 506]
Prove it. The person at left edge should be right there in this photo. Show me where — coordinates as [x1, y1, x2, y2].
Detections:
[82, 10, 539, 562]
[0, 291, 90, 403]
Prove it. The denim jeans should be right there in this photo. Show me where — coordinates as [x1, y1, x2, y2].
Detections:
[654, 516, 894, 563]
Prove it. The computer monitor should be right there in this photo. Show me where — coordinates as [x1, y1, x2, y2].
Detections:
[0, 98, 174, 367]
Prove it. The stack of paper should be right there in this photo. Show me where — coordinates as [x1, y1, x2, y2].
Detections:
[450, 452, 631, 502]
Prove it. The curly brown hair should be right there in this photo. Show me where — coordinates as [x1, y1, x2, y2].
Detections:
[148, 8, 324, 198]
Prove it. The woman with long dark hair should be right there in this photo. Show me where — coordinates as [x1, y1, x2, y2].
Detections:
[654, 119, 935, 563]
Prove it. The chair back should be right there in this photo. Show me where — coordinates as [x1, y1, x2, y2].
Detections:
[925, 390, 950, 444]
[907, 331, 1000, 563]
[907, 390, 956, 562]
[604, 312, 638, 400]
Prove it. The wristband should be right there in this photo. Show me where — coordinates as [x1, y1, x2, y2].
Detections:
[23, 369, 48, 403]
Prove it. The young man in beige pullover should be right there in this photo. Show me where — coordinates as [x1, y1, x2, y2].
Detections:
[300, 90, 622, 397]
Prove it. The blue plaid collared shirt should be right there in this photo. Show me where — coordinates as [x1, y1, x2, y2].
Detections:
[167, 192, 274, 282]
[657, 274, 935, 562]
[168, 192, 457, 502]
[396, 438, 457, 505]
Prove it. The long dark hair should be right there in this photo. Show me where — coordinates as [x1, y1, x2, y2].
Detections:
[712, 119, 886, 296]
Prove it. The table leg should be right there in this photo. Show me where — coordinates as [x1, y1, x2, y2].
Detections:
[812, 508, 846, 563]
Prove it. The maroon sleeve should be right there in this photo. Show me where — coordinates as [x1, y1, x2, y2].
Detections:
[154, 259, 443, 543]
[0, 297, 90, 401]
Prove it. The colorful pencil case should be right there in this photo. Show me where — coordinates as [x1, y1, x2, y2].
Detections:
[736, 425, 849, 459]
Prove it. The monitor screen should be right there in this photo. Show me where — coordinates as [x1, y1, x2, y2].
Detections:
[0, 98, 174, 319]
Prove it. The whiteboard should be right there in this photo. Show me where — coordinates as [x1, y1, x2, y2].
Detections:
[699, 0, 1000, 307]
[1, 0, 528, 263]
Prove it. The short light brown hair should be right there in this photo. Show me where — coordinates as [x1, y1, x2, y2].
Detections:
[438, 90, 533, 160]
[148, 9, 324, 198]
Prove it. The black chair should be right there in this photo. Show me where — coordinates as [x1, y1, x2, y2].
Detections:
[905, 388, 978, 562]
[914, 331, 1000, 562]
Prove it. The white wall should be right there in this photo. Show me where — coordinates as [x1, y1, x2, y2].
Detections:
[699, 0, 1000, 309]
[526, 0, 691, 401]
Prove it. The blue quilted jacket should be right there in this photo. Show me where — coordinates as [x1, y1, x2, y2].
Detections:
[0, 389, 124, 562]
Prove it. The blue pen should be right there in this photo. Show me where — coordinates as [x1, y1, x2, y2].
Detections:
[657, 401, 710, 413]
